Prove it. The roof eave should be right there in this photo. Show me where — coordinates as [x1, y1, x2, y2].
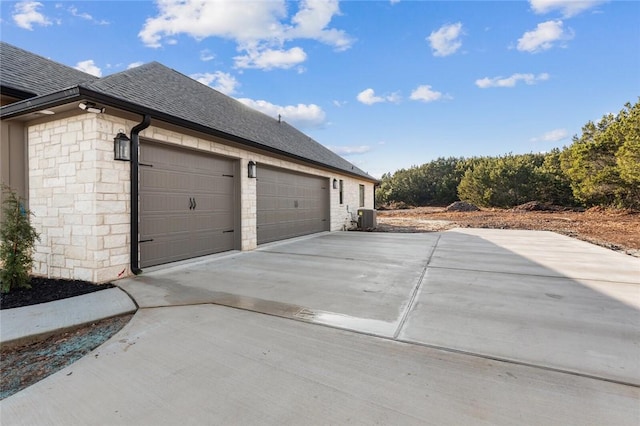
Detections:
[0, 85, 37, 101]
[0, 87, 82, 119]
[77, 88, 378, 182]
[0, 87, 378, 182]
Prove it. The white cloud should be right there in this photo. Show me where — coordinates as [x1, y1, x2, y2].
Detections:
[427, 22, 464, 57]
[66, 5, 109, 25]
[191, 71, 239, 95]
[237, 98, 326, 129]
[74, 60, 102, 77]
[529, 0, 607, 18]
[530, 128, 568, 142]
[12, 1, 51, 30]
[475, 72, 550, 88]
[234, 47, 307, 70]
[328, 145, 371, 155]
[332, 100, 347, 107]
[127, 61, 144, 69]
[357, 88, 400, 105]
[288, 0, 353, 52]
[517, 20, 573, 53]
[138, 0, 352, 70]
[200, 49, 215, 62]
[68, 6, 92, 21]
[410, 85, 444, 103]
[139, 0, 285, 48]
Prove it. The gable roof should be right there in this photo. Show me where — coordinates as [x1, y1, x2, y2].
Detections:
[80, 62, 370, 178]
[0, 42, 375, 181]
[0, 42, 98, 98]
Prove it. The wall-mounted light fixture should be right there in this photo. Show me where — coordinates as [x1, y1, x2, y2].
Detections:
[78, 102, 105, 114]
[333, 178, 338, 189]
[114, 131, 131, 161]
[248, 161, 257, 178]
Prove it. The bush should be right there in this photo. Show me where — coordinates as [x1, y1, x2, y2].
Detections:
[0, 185, 40, 293]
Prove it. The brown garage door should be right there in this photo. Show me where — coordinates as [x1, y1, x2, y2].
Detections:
[139, 142, 237, 267]
[257, 166, 329, 244]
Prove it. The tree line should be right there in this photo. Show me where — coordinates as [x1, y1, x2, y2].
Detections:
[375, 100, 640, 210]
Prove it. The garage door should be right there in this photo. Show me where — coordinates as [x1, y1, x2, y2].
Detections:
[139, 142, 237, 268]
[257, 166, 329, 244]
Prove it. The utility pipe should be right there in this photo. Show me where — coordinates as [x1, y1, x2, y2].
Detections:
[130, 114, 151, 275]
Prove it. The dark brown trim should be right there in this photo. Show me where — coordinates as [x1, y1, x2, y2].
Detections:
[0, 86, 379, 183]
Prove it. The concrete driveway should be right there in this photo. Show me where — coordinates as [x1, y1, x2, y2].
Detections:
[2, 229, 639, 425]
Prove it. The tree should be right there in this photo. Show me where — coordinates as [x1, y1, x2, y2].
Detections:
[561, 100, 640, 208]
[458, 153, 547, 208]
[375, 157, 466, 207]
[535, 148, 576, 206]
[0, 185, 40, 293]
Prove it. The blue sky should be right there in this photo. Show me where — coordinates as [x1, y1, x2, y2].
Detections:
[1, 1, 638, 178]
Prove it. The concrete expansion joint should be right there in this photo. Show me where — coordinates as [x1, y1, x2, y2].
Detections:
[259, 250, 363, 263]
[393, 235, 441, 339]
[394, 338, 640, 389]
[115, 285, 141, 310]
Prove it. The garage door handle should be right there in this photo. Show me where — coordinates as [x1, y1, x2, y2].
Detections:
[189, 198, 195, 210]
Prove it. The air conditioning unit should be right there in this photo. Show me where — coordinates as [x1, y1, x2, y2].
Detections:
[358, 209, 377, 229]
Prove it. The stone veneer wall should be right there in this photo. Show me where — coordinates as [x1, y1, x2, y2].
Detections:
[27, 113, 375, 282]
[330, 176, 375, 231]
[28, 113, 131, 283]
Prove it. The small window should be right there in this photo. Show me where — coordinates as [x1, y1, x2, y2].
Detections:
[359, 184, 365, 207]
[339, 180, 344, 204]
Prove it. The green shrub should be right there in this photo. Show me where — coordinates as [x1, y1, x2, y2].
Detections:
[0, 185, 40, 293]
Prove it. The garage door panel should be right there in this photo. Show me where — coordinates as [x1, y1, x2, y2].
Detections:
[140, 143, 237, 268]
[140, 215, 190, 237]
[257, 166, 329, 245]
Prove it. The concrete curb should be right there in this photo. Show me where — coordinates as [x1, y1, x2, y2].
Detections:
[0, 287, 137, 346]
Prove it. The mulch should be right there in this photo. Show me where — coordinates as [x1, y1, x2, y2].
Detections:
[1, 277, 114, 310]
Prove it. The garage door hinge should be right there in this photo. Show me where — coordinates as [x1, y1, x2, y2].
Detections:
[139, 239, 154, 243]
[222, 174, 234, 178]
[223, 229, 235, 233]
[138, 163, 154, 167]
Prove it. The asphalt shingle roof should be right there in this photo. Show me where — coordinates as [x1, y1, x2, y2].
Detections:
[0, 42, 374, 180]
[0, 42, 98, 97]
[81, 62, 372, 179]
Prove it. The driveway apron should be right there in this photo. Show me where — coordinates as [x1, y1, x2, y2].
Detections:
[2, 230, 638, 425]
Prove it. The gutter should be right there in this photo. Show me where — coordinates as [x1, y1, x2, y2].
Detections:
[1, 86, 377, 183]
[0, 87, 81, 118]
[130, 115, 151, 275]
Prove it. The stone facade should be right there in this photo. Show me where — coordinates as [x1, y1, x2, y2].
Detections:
[25, 112, 375, 283]
[28, 114, 130, 283]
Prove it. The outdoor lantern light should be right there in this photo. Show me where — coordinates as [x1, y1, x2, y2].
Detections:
[248, 161, 257, 178]
[114, 132, 131, 161]
[333, 178, 338, 189]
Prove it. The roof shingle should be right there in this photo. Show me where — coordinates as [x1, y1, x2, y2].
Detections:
[0, 42, 374, 180]
[0, 42, 98, 97]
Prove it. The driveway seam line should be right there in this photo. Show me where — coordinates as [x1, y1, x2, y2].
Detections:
[393, 235, 441, 339]
[257, 250, 372, 263]
[136, 302, 639, 389]
[426, 265, 639, 284]
[394, 338, 640, 388]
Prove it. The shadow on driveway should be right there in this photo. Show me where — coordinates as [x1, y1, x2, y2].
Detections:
[119, 230, 640, 385]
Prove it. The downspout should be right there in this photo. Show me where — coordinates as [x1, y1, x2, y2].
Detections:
[130, 115, 151, 275]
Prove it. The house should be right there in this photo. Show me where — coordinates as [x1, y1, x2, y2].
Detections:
[0, 42, 377, 283]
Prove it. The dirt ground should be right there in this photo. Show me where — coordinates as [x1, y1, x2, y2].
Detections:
[376, 207, 640, 257]
[1, 315, 132, 400]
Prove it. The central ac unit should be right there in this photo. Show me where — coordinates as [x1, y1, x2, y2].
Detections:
[358, 209, 377, 229]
